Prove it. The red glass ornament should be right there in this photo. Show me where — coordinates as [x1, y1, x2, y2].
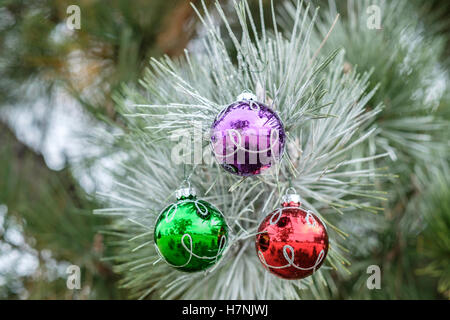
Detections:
[255, 192, 329, 280]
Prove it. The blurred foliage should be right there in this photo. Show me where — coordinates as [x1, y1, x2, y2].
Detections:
[0, 0, 201, 121]
[0, 122, 124, 299]
[278, 0, 450, 299]
[0, 0, 203, 299]
[419, 0, 450, 57]
[0, 0, 448, 299]
[416, 169, 450, 299]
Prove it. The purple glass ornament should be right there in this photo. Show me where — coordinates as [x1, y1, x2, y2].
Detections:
[210, 98, 285, 176]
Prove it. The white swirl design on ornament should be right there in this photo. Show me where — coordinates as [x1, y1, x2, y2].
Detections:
[215, 106, 227, 124]
[155, 198, 229, 269]
[268, 207, 320, 227]
[155, 233, 227, 268]
[194, 201, 208, 217]
[229, 128, 280, 154]
[163, 199, 208, 223]
[212, 127, 281, 159]
[269, 208, 283, 225]
[248, 100, 260, 111]
[308, 209, 328, 231]
[305, 211, 317, 227]
[258, 246, 325, 272]
[260, 206, 325, 272]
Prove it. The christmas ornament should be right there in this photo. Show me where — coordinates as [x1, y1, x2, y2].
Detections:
[154, 185, 228, 272]
[210, 92, 285, 176]
[255, 189, 328, 279]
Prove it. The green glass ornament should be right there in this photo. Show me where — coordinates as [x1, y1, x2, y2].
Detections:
[154, 186, 228, 272]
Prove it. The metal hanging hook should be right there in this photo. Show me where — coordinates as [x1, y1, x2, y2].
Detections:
[282, 187, 302, 205]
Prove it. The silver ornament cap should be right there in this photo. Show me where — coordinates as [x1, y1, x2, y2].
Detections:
[281, 188, 302, 205]
[281, 193, 302, 204]
[175, 186, 196, 199]
[237, 91, 257, 102]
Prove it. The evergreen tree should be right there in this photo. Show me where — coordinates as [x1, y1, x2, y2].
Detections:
[0, 0, 448, 300]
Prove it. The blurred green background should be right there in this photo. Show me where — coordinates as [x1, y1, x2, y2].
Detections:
[0, 0, 448, 299]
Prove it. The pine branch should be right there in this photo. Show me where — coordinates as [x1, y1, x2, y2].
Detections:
[98, 0, 386, 299]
